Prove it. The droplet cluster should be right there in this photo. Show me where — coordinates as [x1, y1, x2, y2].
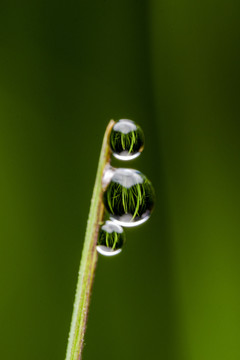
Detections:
[97, 119, 155, 256]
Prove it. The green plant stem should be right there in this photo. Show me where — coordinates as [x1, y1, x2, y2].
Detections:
[65, 120, 115, 360]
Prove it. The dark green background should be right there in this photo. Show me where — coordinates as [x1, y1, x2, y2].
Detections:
[1, 1, 240, 359]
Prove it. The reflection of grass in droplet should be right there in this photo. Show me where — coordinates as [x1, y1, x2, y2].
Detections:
[105, 178, 154, 222]
[105, 232, 109, 247]
[129, 131, 136, 154]
[112, 232, 118, 250]
[122, 187, 127, 213]
[132, 184, 142, 220]
[121, 132, 125, 150]
[107, 184, 114, 213]
[98, 227, 125, 251]
[111, 130, 141, 155]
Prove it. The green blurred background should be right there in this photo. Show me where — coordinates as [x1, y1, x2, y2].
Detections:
[1, 0, 240, 359]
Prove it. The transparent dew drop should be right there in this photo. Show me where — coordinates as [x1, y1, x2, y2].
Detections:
[102, 164, 116, 190]
[103, 168, 155, 227]
[97, 221, 126, 256]
[110, 119, 144, 160]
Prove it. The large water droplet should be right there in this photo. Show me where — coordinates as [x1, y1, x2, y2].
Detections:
[97, 221, 126, 256]
[110, 119, 144, 160]
[103, 168, 155, 227]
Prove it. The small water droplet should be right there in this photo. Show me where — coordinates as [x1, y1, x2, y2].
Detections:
[97, 221, 126, 256]
[110, 119, 144, 160]
[103, 168, 155, 227]
[102, 164, 115, 190]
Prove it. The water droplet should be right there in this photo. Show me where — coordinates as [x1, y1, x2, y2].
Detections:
[110, 119, 144, 160]
[103, 168, 155, 227]
[97, 221, 126, 256]
[102, 164, 115, 190]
